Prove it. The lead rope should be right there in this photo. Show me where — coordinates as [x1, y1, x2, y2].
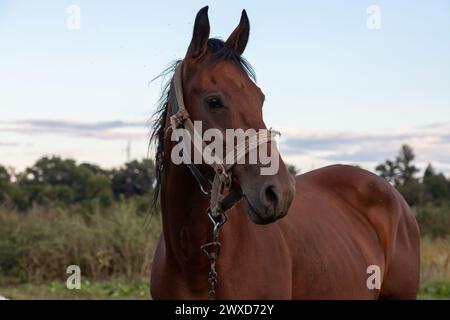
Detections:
[200, 210, 227, 300]
[199, 129, 279, 300]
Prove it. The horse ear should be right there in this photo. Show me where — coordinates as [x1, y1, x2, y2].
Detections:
[225, 9, 250, 55]
[186, 6, 210, 60]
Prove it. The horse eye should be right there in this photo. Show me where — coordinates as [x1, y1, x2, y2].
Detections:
[205, 96, 223, 109]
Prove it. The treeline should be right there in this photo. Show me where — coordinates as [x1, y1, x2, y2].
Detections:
[0, 144, 449, 217]
[375, 145, 450, 238]
[376, 145, 450, 206]
[0, 157, 156, 212]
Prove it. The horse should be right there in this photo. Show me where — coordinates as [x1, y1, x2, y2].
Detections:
[150, 6, 420, 299]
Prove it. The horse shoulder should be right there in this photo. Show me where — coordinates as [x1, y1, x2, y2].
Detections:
[294, 164, 415, 245]
[290, 164, 419, 298]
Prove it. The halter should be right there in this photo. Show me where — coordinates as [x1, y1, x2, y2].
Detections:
[167, 61, 279, 299]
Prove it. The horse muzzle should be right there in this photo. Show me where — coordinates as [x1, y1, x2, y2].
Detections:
[242, 172, 295, 225]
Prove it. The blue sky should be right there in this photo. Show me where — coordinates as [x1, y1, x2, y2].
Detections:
[1, 1, 449, 175]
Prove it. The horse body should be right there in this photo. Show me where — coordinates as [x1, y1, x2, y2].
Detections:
[289, 165, 420, 299]
[150, 7, 420, 299]
[151, 164, 420, 299]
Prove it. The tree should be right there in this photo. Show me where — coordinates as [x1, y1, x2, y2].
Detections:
[375, 145, 423, 206]
[0, 165, 11, 203]
[448, 177, 450, 200]
[396, 145, 419, 186]
[111, 159, 155, 199]
[376, 145, 419, 187]
[396, 180, 428, 207]
[286, 164, 299, 176]
[423, 164, 449, 202]
[17, 156, 112, 208]
[375, 160, 399, 185]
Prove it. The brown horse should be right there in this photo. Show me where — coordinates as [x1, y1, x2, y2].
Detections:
[150, 7, 420, 299]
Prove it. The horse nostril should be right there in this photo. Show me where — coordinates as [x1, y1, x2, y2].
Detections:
[264, 185, 278, 208]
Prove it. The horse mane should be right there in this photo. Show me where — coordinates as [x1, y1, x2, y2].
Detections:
[149, 38, 256, 208]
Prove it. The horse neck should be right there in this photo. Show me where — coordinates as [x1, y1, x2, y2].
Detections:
[160, 152, 212, 267]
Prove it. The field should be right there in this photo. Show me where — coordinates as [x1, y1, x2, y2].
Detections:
[418, 237, 450, 299]
[0, 203, 449, 300]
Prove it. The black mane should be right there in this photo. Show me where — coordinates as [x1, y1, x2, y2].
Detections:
[149, 38, 255, 208]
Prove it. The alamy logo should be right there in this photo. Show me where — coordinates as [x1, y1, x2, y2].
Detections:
[366, 265, 381, 290]
[66, 265, 81, 290]
[366, 5, 381, 30]
[66, 5, 81, 30]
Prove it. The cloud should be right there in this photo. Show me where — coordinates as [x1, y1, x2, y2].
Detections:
[279, 122, 450, 175]
[280, 132, 415, 155]
[417, 122, 450, 130]
[0, 142, 20, 147]
[0, 119, 149, 141]
[324, 149, 395, 162]
[1, 118, 449, 175]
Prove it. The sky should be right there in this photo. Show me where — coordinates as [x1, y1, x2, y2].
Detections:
[0, 0, 449, 176]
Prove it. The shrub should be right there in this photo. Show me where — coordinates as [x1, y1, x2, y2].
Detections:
[0, 203, 161, 285]
[415, 202, 450, 238]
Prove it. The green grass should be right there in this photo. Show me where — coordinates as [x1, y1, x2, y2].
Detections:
[419, 236, 450, 300]
[1, 278, 448, 300]
[0, 278, 150, 300]
[418, 281, 450, 300]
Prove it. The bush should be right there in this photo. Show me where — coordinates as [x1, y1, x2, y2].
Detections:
[0, 203, 161, 285]
[415, 202, 450, 238]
